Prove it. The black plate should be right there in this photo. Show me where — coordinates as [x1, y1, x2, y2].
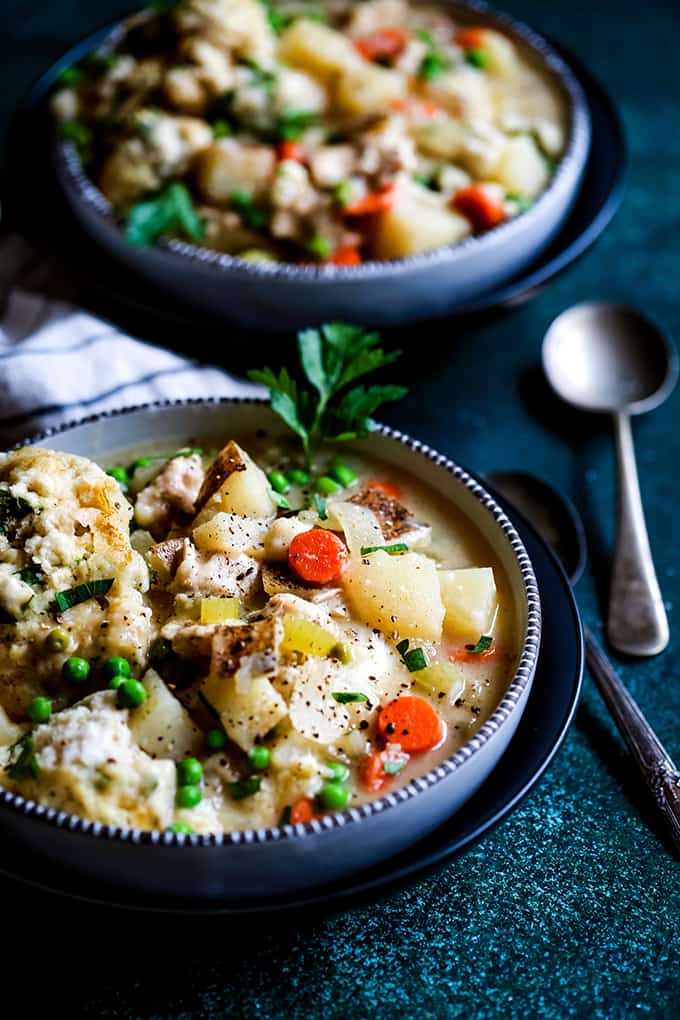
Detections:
[2, 28, 625, 343]
[0, 493, 583, 916]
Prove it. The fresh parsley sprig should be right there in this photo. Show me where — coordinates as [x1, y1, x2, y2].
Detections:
[396, 638, 427, 672]
[249, 324, 407, 467]
[126, 183, 204, 247]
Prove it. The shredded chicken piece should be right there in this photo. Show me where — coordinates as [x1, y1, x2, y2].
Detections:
[134, 454, 204, 538]
[169, 542, 260, 598]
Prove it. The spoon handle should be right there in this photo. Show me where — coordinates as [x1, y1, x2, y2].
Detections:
[608, 412, 669, 656]
[584, 624, 680, 854]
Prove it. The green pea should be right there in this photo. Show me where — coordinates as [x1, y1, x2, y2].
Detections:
[205, 728, 227, 751]
[28, 697, 52, 724]
[177, 757, 203, 786]
[104, 656, 131, 680]
[149, 637, 172, 662]
[325, 762, 350, 783]
[62, 656, 90, 685]
[108, 674, 125, 691]
[176, 784, 202, 809]
[116, 678, 147, 709]
[315, 475, 340, 495]
[307, 234, 332, 259]
[329, 461, 357, 487]
[286, 469, 311, 486]
[106, 465, 129, 488]
[167, 822, 194, 834]
[46, 627, 70, 653]
[317, 781, 349, 811]
[268, 471, 290, 494]
[248, 746, 270, 771]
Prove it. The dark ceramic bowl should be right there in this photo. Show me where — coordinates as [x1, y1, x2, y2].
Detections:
[0, 400, 541, 903]
[52, 0, 591, 330]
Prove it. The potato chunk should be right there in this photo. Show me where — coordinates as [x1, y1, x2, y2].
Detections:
[130, 669, 202, 762]
[193, 512, 272, 558]
[278, 20, 360, 81]
[195, 441, 276, 519]
[493, 135, 549, 198]
[439, 567, 498, 642]
[202, 673, 287, 751]
[372, 185, 470, 259]
[196, 140, 276, 203]
[334, 63, 406, 115]
[344, 550, 445, 640]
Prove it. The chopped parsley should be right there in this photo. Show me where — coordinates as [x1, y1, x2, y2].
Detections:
[0, 492, 34, 535]
[465, 635, 493, 654]
[57, 65, 82, 86]
[312, 493, 328, 520]
[507, 193, 533, 213]
[229, 777, 262, 800]
[126, 183, 204, 247]
[54, 578, 114, 613]
[8, 735, 40, 781]
[212, 119, 231, 139]
[417, 30, 451, 81]
[384, 759, 406, 775]
[17, 567, 44, 589]
[249, 323, 406, 466]
[396, 638, 427, 672]
[465, 48, 489, 70]
[59, 118, 93, 162]
[230, 191, 268, 230]
[360, 543, 409, 556]
[270, 488, 291, 509]
[332, 692, 369, 704]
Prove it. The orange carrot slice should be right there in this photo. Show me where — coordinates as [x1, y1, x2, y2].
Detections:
[343, 182, 397, 217]
[454, 184, 506, 231]
[290, 797, 315, 824]
[277, 140, 305, 163]
[353, 27, 409, 62]
[327, 245, 362, 266]
[365, 478, 403, 501]
[288, 528, 349, 585]
[377, 696, 444, 753]
[456, 27, 486, 50]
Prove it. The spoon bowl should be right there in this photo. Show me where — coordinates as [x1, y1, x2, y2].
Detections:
[542, 302, 678, 414]
[541, 301, 677, 657]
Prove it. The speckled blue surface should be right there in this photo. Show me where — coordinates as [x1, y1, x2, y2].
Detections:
[2, 0, 680, 1015]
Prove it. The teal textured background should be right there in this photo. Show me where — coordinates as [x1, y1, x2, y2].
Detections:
[2, 1, 679, 1016]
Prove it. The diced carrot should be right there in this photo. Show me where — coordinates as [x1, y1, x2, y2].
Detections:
[390, 97, 442, 118]
[290, 797, 315, 824]
[449, 645, 498, 665]
[453, 184, 507, 231]
[456, 27, 486, 50]
[353, 27, 409, 62]
[365, 478, 403, 501]
[360, 751, 388, 792]
[288, 528, 349, 584]
[377, 696, 444, 754]
[277, 140, 305, 163]
[326, 244, 362, 266]
[343, 182, 397, 217]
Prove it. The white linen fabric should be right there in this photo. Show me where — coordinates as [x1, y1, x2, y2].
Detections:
[0, 236, 262, 447]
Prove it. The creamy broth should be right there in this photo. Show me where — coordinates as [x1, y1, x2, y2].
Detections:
[0, 432, 522, 833]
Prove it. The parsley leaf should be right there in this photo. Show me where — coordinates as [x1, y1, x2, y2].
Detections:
[8, 735, 40, 781]
[229, 777, 262, 800]
[54, 578, 114, 613]
[230, 191, 268, 230]
[384, 759, 406, 775]
[312, 494, 328, 520]
[360, 543, 408, 555]
[126, 183, 204, 247]
[0, 491, 34, 535]
[465, 635, 493, 654]
[416, 30, 451, 81]
[396, 638, 427, 672]
[332, 692, 369, 704]
[17, 567, 44, 589]
[250, 324, 406, 465]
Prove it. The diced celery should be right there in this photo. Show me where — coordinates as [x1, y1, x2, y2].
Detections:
[281, 614, 338, 658]
[200, 596, 241, 625]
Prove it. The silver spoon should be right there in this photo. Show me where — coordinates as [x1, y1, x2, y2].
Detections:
[487, 470, 680, 856]
[542, 302, 678, 657]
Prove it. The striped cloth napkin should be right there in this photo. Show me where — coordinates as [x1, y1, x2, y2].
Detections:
[0, 234, 262, 448]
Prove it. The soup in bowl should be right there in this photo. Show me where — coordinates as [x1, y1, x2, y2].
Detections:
[0, 401, 539, 899]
